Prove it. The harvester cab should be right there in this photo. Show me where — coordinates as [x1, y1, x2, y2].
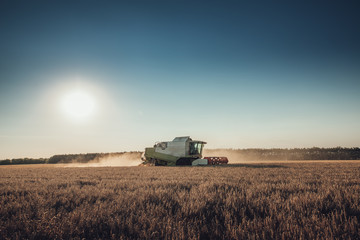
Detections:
[142, 136, 228, 166]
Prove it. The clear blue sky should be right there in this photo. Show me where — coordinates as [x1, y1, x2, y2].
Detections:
[1, 0, 360, 158]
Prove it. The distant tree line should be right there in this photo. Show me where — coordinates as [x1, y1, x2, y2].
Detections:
[48, 153, 99, 164]
[0, 158, 48, 165]
[206, 147, 360, 161]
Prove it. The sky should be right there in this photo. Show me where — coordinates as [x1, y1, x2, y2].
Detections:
[1, 0, 360, 159]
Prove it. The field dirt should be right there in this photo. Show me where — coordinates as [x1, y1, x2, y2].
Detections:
[0, 162, 359, 239]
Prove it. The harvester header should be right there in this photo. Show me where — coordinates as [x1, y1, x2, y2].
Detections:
[142, 136, 228, 166]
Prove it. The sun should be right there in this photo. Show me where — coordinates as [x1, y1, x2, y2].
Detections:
[60, 89, 96, 122]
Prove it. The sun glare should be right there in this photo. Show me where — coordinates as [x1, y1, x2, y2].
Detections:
[60, 89, 96, 122]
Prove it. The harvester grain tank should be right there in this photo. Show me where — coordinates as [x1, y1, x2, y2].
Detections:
[142, 136, 228, 166]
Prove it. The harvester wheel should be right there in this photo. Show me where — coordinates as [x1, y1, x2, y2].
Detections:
[176, 158, 192, 166]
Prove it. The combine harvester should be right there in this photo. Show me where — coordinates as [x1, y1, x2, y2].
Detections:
[142, 136, 228, 166]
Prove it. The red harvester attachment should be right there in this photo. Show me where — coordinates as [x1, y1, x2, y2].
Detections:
[204, 157, 228, 165]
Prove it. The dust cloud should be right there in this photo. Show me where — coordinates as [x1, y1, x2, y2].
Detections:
[65, 152, 142, 167]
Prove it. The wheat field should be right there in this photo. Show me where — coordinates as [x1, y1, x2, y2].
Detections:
[0, 162, 359, 239]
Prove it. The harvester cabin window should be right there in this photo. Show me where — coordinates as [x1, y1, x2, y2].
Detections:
[190, 142, 203, 155]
